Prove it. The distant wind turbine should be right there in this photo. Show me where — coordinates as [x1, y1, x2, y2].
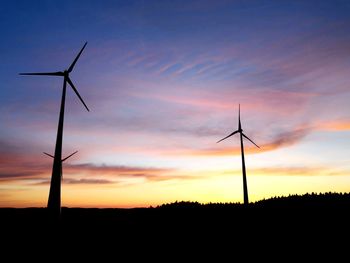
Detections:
[217, 104, 260, 205]
[20, 42, 89, 219]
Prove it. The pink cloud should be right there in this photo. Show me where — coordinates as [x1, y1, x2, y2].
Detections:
[172, 126, 310, 157]
[0, 142, 197, 184]
[223, 166, 350, 177]
[314, 119, 350, 131]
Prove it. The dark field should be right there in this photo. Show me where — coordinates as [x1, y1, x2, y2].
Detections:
[0, 193, 350, 262]
[1, 192, 349, 255]
[2, 192, 349, 229]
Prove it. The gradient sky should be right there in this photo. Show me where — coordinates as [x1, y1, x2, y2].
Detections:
[1, 0, 350, 207]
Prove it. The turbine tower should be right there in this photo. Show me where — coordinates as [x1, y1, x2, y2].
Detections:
[217, 104, 260, 205]
[20, 43, 89, 219]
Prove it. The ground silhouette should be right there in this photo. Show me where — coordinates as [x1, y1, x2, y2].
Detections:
[1, 192, 349, 229]
[1, 192, 348, 256]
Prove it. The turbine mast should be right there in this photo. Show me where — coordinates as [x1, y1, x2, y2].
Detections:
[239, 130, 249, 205]
[216, 104, 259, 206]
[20, 42, 89, 221]
[238, 103, 248, 204]
[47, 77, 67, 218]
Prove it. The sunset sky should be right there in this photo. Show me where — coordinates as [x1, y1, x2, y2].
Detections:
[1, 0, 350, 207]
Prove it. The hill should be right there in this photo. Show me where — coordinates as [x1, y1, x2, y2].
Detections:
[1, 192, 349, 255]
[1, 192, 349, 229]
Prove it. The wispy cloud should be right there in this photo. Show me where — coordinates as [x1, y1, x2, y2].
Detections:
[315, 119, 350, 131]
[0, 139, 50, 180]
[253, 166, 350, 177]
[0, 143, 196, 184]
[36, 178, 115, 185]
[222, 166, 350, 177]
[182, 127, 310, 156]
[65, 163, 172, 178]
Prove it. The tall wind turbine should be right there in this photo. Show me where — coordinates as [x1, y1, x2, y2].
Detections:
[217, 104, 260, 205]
[20, 42, 89, 218]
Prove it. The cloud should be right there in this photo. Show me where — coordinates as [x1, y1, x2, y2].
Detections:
[36, 178, 115, 185]
[251, 166, 350, 177]
[0, 142, 195, 184]
[0, 153, 50, 181]
[182, 127, 310, 156]
[222, 166, 350, 177]
[0, 138, 204, 184]
[64, 163, 203, 182]
[66, 163, 168, 174]
[315, 119, 350, 131]
[64, 178, 115, 184]
[0, 138, 51, 179]
[261, 127, 310, 151]
[0, 170, 47, 180]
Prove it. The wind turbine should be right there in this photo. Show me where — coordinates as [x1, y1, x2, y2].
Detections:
[20, 42, 89, 219]
[217, 104, 260, 205]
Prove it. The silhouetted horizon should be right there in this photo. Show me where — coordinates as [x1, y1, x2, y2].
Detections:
[1, 191, 349, 242]
[2, 192, 347, 258]
[1, 191, 348, 209]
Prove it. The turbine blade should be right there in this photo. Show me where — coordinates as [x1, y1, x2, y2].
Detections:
[43, 152, 54, 158]
[19, 71, 64, 76]
[242, 133, 260, 148]
[62, 151, 78, 162]
[216, 130, 239, 143]
[67, 77, 90, 112]
[68, 42, 87, 73]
